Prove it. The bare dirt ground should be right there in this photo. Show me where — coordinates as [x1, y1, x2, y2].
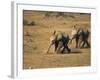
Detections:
[23, 10, 91, 69]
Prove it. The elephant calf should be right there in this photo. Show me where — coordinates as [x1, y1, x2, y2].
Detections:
[47, 31, 71, 53]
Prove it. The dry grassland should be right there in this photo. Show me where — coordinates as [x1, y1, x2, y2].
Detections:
[23, 10, 91, 69]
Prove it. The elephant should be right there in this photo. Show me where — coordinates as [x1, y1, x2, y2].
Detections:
[70, 26, 90, 48]
[47, 31, 71, 53]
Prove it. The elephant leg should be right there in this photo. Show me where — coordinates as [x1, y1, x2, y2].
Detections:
[46, 44, 52, 53]
[75, 38, 79, 48]
[81, 40, 90, 48]
[56, 42, 63, 53]
[79, 40, 83, 48]
[54, 42, 58, 52]
[61, 46, 66, 53]
[85, 40, 90, 48]
[66, 45, 71, 53]
[62, 44, 71, 53]
[81, 41, 85, 48]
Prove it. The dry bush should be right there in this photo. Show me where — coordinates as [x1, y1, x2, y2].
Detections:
[23, 19, 36, 26]
[23, 19, 28, 25]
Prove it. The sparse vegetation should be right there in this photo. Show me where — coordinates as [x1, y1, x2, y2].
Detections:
[23, 19, 28, 25]
[23, 19, 36, 26]
[23, 10, 91, 69]
[45, 12, 54, 17]
[29, 21, 35, 26]
[44, 12, 75, 19]
[25, 32, 31, 36]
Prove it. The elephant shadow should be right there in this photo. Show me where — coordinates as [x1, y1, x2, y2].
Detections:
[60, 48, 82, 54]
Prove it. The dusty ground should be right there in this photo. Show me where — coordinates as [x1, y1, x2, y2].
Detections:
[23, 10, 91, 69]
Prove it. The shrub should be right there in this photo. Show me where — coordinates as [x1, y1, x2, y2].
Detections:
[25, 32, 31, 36]
[23, 20, 36, 26]
[29, 21, 35, 26]
[23, 19, 28, 25]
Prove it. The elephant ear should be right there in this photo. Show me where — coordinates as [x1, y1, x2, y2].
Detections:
[56, 32, 62, 40]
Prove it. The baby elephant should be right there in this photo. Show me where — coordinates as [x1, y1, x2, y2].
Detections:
[47, 31, 71, 53]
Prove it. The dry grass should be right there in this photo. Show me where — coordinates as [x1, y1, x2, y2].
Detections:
[23, 10, 91, 69]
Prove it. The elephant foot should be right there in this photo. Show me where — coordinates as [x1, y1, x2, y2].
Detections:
[68, 49, 71, 53]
